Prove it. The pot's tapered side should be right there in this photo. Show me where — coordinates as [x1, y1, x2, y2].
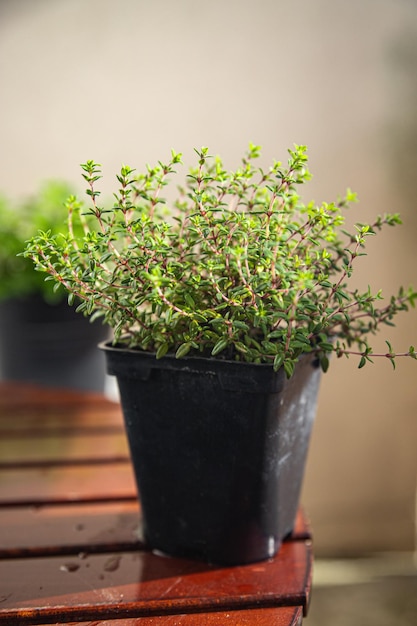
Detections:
[102, 344, 321, 565]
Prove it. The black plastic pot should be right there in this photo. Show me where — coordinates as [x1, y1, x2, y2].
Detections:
[0, 295, 109, 392]
[101, 342, 321, 565]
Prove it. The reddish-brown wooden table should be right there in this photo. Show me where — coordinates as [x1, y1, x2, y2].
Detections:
[0, 382, 313, 625]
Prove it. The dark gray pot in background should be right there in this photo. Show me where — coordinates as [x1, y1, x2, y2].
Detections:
[102, 342, 322, 565]
[0, 295, 109, 392]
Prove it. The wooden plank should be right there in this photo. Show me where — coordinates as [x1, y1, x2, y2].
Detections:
[0, 541, 312, 624]
[0, 382, 123, 435]
[0, 404, 124, 437]
[0, 502, 311, 556]
[0, 501, 144, 557]
[0, 432, 129, 465]
[0, 405, 123, 435]
[0, 382, 117, 412]
[0, 463, 137, 506]
[52, 606, 303, 625]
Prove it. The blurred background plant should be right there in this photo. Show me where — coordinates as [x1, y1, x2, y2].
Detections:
[0, 180, 109, 391]
[0, 180, 75, 302]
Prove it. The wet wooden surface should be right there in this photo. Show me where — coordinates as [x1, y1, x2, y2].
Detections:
[0, 381, 313, 625]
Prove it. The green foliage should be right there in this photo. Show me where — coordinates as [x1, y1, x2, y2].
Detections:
[0, 181, 77, 301]
[23, 144, 417, 374]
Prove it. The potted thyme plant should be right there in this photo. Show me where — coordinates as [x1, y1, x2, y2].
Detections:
[0, 182, 108, 391]
[24, 144, 416, 564]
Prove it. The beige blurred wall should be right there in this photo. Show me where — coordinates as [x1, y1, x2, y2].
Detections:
[1, 0, 416, 556]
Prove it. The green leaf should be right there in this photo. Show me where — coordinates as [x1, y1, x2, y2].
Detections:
[233, 320, 250, 331]
[319, 355, 329, 373]
[283, 360, 295, 378]
[184, 293, 195, 308]
[273, 354, 284, 371]
[175, 342, 192, 359]
[193, 312, 208, 323]
[211, 338, 228, 356]
[358, 356, 367, 369]
[385, 340, 393, 354]
[156, 343, 169, 359]
[319, 342, 334, 352]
